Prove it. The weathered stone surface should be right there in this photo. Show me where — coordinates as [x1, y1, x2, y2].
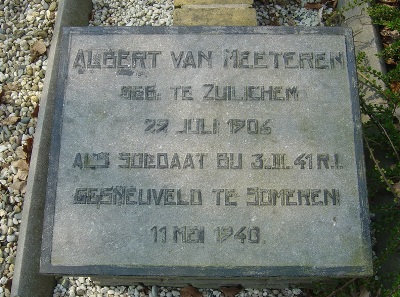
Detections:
[175, 0, 254, 6]
[173, 7, 257, 26]
[41, 27, 372, 282]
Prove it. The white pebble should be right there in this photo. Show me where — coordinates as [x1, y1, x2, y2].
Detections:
[0, 277, 7, 285]
[6, 235, 16, 242]
[292, 289, 302, 295]
[152, 285, 158, 297]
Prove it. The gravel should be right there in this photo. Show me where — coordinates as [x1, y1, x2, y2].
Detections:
[0, 0, 56, 296]
[88, 0, 334, 27]
[254, 0, 334, 26]
[53, 280, 306, 297]
[0, 0, 333, 296]
[89, 0, 174, 26]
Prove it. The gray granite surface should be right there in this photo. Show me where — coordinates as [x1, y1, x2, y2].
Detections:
[41, 27, 372, 279]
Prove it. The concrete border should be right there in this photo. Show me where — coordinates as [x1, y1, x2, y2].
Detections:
[173, 0, 256, 26]
[173, 6, 257, 26]
[341, 0, 385, 73]
[10, 0, 384, 295]
[341, 0, 386, 103]
[10, 1, 93, 296]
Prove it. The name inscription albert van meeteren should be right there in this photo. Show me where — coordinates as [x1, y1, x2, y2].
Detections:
[41, 27, 372, 278]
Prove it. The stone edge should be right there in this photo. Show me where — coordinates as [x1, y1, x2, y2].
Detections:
[173, 0, 256, 26]
[10, 1, 93, 297]
[39, 25, 372, 277]
[173, 7, 258, 26]
[341, 0, 386, 102]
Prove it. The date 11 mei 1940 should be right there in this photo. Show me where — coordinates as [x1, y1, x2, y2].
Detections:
[150, 225, 262, 244]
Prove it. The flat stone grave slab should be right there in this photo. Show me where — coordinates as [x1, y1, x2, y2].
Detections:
[41, 26, 372, 282]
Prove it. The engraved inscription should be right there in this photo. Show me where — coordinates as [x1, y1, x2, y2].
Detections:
[121, 85, 161, 100]
[73, 49, 161, 74]
[71, 152, 342, 170]
[171, 51, 212, 68]
[203, 85, 298, 101]
[49, 29, 369, 271]
[177, 119, 219, 135]
[74, 187, 203, 205]
[119, 84, 300, 101]
[118, 153, 207, 169]
[246, 188, 340, 206]
[227, 119, 271, 134]
[215, 226, 260, 243]
[73, 187, 340, 206]
[223, 50, 344, 69]
[144, 119, 169, 134]
[150, 226, 205, 243]
[72, 153, 109, 169]
[72, 49, 346, 74]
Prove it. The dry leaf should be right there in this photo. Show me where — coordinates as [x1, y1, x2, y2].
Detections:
[394, 181, 400, 197]
[15, 170, 29, 181]
[13, 175, 19, 184]
[394, 121, 400, 133]
[30, 40, 47, 62]
[379, 0, 398, 4]
[320, 0, 338, 8]
[23, 137, 34, 162]
[142, 285, 150, 295]
[390, 81, 400, 94]
[31, 105, 40, 118]
[4, 83, 18, 92]
[9, 180, 27, 193]
[1, 116, 19, 125]
[4, 278, 12, 292]
[220, 286, 243, 297]
[11, 159, 29, 171]
[270, 18, 280, 26]
[304, 2, 323, 9]
[0, 84, 18, 105]
[180, 286, 202, 297]
[287, 18, 296, 26]
[359, 286, 371, 297]
[31, 40, 46, 55]
[380, 28, 399, 39]
[15, 146, 27, 159]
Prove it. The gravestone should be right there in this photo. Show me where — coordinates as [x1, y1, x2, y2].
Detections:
[41, 26, 372, 286]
